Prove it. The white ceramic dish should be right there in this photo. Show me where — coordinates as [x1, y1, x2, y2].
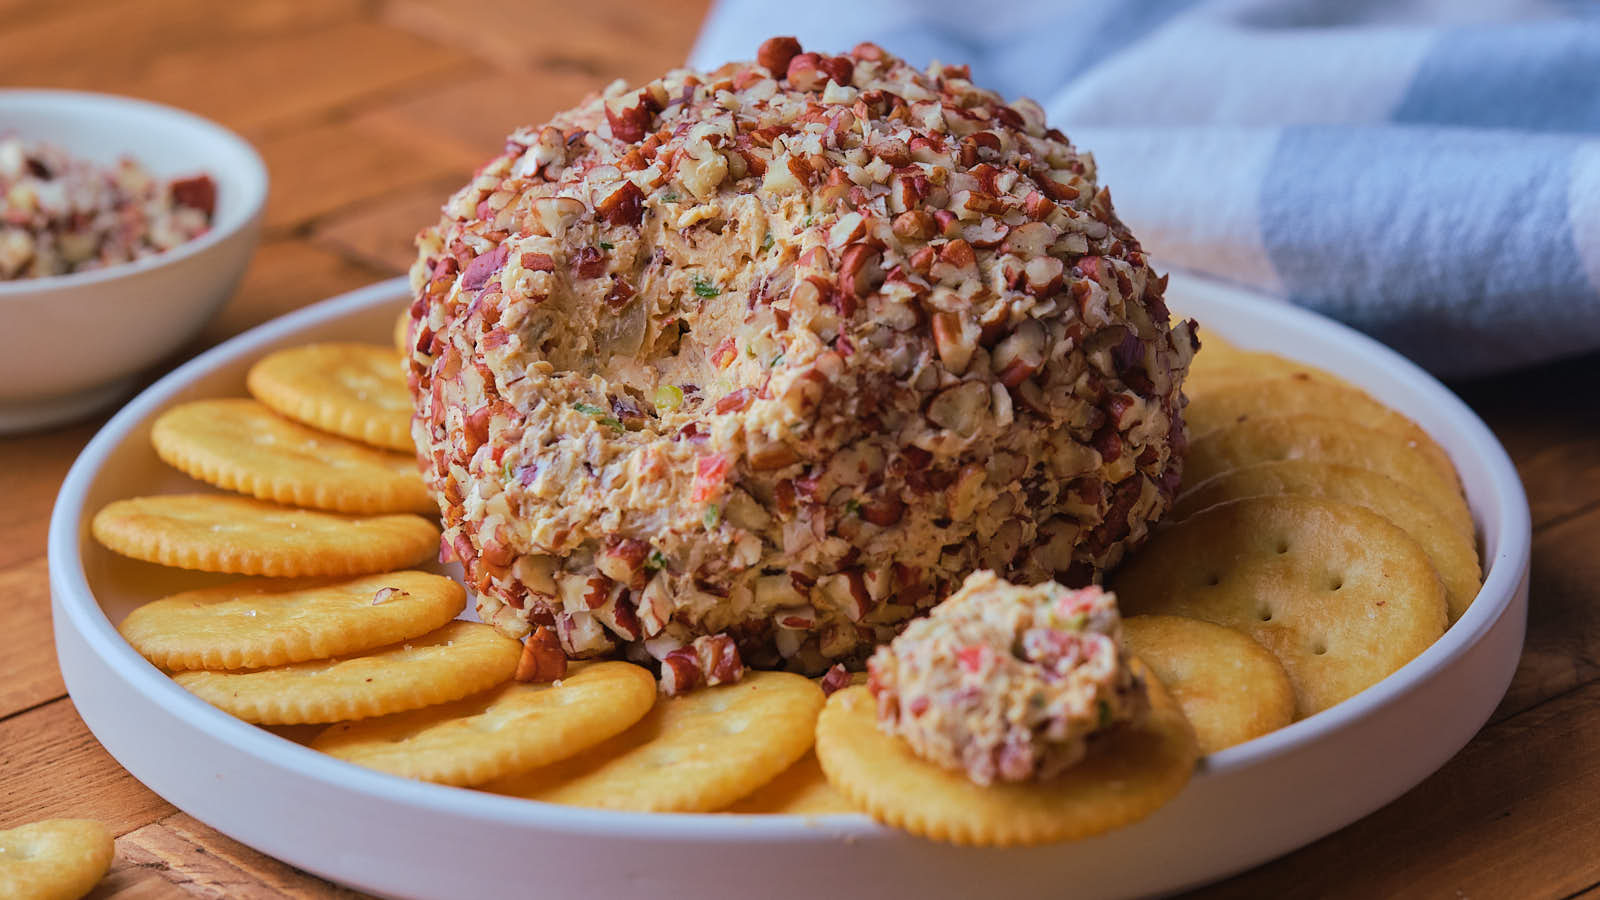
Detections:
[50, 274, 1530, 900]
[0, 89, 266, 433]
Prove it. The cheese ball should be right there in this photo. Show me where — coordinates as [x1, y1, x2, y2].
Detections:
[406, 38, 1196, 688]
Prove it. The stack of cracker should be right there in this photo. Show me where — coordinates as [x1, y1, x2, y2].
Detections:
[93, 333, 829, 815]
[1113, 333, 1480, 724]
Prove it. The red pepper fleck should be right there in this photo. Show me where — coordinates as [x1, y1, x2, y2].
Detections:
[710, 336, 737, 369]
[958, 644, 988, 674]
[691, 454, 730, 503]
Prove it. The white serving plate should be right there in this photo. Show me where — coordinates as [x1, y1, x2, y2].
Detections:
[50, 274, 1530, 899]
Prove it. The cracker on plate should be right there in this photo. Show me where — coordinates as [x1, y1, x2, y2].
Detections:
[91, 494, 439, 577]
[118, 571, 465, 671]
[1173, 461, 1480, 621]
[1123, 615, 1295, 754]
[725, 751, 856, 816]
[173, 621, 519, 725]
[484, 671, 824, 812]
[246, 342, 413, 452]
[313, 661, 656, 787]
[152, 398, 430, 514]
[1112, 495, 1447, 717]
[1184, 376, 1453, 480]
[1183, 414, 1473, 543]
[813, 666, 1197, 846]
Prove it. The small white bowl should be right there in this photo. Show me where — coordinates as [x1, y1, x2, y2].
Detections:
[0, 90, 266, 433]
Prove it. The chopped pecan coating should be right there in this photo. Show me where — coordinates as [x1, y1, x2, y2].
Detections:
[407, 37, 1195, 688]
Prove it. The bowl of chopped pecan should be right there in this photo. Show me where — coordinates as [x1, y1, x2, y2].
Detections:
[0, 89, 266, 433]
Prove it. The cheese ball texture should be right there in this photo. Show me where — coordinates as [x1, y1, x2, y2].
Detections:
[866, 571, 1147, 785]
[405, 38, 1196, 689]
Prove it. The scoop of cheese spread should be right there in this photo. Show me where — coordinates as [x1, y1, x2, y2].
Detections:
[866, 571, 1146, 784]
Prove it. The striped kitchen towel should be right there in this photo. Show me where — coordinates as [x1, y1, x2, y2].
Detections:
[690, 0, 1600, 377]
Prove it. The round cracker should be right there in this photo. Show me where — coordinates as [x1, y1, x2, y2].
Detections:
[312, 661, 656, 787]
[173, 621, 519, 725]
[814, 668, 1197, 846]
[152, 399, 430, 514]
[91, 494, 439, 577]
[247, 342, 414, 452]
[1122, 615, 1295, 755]
[1184, 376, 1454, 480]
[0, 818, 113, 900]
[484, 671, 824, 812]
[726, 752, 856, 816]
[1183, 414, 1473, 542]
[118, 571, 465, 671]
[1185, 334, 1345, 395]
[1112, 496, 1447, 717]
[1173, 461, 1481, 622]
[394, 308, 412, 354]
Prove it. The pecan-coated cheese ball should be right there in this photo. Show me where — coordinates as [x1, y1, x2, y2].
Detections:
[406, 37, 1196, 691]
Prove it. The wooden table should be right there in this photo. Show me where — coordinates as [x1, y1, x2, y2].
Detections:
[1, 2, 1595, 896]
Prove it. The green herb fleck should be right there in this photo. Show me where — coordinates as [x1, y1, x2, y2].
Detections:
[662, 191, 680, 203]
[803, 214, 815, 227]
[844, 498, 862, 517]
[769, 352, 785, 367]
[573, 402, 623, 431]
[653, 384, 685, 411]
[1097, 700, 1112, 728]
[704, 505, 721, 529]
[503, 459, 518, 482]
[692, 275, 721, 298]
[599, 241, 615, 250]
[646, 549, 668, 570]
[760, 231, 774, 252]
[746, 344, 757, 358]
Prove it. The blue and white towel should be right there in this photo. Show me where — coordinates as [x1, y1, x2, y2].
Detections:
[691, 0, 1600, 377]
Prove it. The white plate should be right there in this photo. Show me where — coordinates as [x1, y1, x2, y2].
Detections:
[49, 274, 1530, 900]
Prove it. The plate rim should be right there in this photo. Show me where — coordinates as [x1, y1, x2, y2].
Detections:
[47, 272, 1533, 842]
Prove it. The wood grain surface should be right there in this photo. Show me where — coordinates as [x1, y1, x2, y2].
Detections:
[1, 2, 1596, 897]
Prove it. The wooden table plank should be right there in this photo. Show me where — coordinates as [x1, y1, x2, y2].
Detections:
[1, 3, 479, 136]
[1192, 677, 1600, 899]
[0, 557, 64, 719]
[0, 0, 369, 97]
[1453, 352, 1600, 529]
[90, 813, 360, 900]
[0, 699, 176, 835]
[383, 0, 710, 84]
[201, 240, 399, 345]
[257, 121, 469, 233]
[313, 179, 464, 274]
[353, 69, 619, 171]
[1494, 506, 1600, 722]
[0, 422, 100, 572]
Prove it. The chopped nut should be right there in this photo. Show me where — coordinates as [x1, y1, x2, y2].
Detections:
[515, 626, 568, 682]
[757, 36, 804, 76]
[820, 663, 853, 695]
[371, 587, 409, 605]
[926, 381, 991, 436]
[931, 311, 978, 374]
